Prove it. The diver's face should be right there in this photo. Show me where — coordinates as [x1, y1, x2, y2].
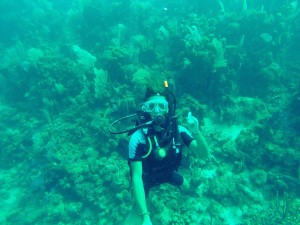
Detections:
[142, 95, 169, 125]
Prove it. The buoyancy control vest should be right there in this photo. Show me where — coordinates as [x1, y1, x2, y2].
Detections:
[140, 126, 183, 186]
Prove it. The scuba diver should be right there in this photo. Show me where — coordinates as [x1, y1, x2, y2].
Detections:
[110, 81, 209, 225]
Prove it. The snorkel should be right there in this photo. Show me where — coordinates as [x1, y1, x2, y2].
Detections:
[164, 81, 181, 153]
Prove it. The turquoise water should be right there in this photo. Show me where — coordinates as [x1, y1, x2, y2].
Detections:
[0, 0, 299, 224]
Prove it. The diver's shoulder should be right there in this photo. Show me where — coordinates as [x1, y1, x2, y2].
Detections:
[130, 129, 146, 141]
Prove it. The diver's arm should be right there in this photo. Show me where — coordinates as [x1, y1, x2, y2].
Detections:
[131, 161, 151, 223]
[187, 112, 209, 160]
[189, 133, 209, 159]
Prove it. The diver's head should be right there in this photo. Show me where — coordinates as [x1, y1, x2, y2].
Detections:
[142, 94, 169, 126]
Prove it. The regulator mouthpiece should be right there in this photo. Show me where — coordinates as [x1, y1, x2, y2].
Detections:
[153, 115, 165, 125]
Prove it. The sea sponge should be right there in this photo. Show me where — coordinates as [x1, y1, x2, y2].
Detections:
[212, 38, 227, 70]
[72, 45, 96, 72]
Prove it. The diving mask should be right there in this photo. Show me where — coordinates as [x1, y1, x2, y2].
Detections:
[142, 98, 169, 113]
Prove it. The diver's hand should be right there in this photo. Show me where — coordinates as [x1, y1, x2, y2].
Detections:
[142, 215, 152, 225]
[187, 112, 200, 135]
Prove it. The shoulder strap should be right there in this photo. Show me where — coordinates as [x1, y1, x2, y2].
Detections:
[171, 115, 182, 153]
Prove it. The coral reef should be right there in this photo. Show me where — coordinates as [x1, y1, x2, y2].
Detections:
[0, 1, 299, 225]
